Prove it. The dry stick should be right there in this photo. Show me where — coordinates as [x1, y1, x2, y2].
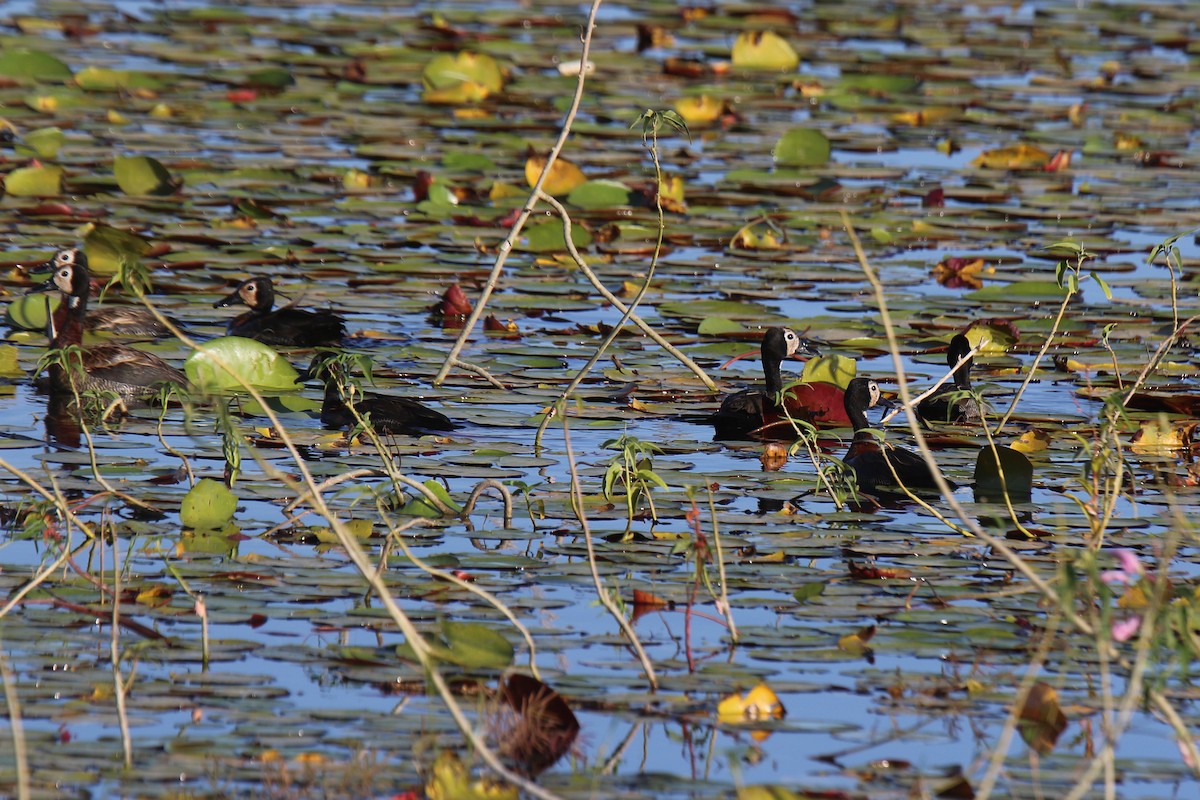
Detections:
[561, 406, 659, 690]
[461, 478, 514, 526]
[1060, 554, 1169, 800]
[839, 210, 1095, 634]
[531, 119, 715, 444]
[122, 318, 557, 797]
[878, 343, 980, 425]
[975, 609, 1062, 800]
[109, 529, 133, 769]
[705, 485, 737, 643]
[994, 270, 1076, 435]
[1122, 312, 1200, 408]
[0, 635, 30, 800]
[538, 191, 716, 390]
[378, 506, 542, 682]
[433, 0, 605, 389]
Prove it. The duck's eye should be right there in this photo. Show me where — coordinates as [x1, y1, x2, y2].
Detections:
[58, 267, 71, 279]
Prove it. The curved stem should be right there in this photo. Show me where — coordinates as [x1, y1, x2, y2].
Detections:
[433, 0, 604, 390]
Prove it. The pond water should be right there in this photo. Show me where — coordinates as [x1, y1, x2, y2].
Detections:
[1, 0, 1199, 798]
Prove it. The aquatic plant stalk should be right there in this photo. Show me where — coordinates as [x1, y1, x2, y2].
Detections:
[432, 0, 605, 390]
[561, 404, 659, 691]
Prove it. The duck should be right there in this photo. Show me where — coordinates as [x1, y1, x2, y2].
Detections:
[83, 306, 183, 337]
[28, 248, 188, 399]
[843, 377, 956, 494]
[917, 333, 982, 424]
[710, 327, 821, 439]
[214, 276, 345, 347]
[298, 352, 457, 436]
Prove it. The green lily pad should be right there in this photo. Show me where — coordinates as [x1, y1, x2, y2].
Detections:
[422, 51, 504, 93]
[799, 354, 857, 390]
[567, 179, 632, 210]
[114, 155, 179, 196]
[6, 292, 59, 331]
[773, 128, 831, 168]
[17, 127, 65, 160]
[180, 479, 238, 530]
[437, 620, 514, 669]
[0, 49, 71, 81]
[398, 479, 463, 518]
[521, 219, 593, 253]
[974, 445, 1033, 504]
[5, 164, 63, 197]
[183, 336, 300, 392]
[74, 67, 164, 92]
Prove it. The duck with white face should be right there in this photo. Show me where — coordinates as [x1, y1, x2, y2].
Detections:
[27, 248, 188, 400]
[214, 276, 345, 347]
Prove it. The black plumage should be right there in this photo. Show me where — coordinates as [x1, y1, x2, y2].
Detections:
[215, 277, 345, 347]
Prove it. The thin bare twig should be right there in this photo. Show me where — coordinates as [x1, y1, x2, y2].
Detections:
[433, 1, 605, 389]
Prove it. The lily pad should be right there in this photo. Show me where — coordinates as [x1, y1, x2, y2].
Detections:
[773, 128, 831, 168]
[732, 31, 799, 71]
[5, 164, 63, 197]
[114, 155, 180, 196]
[183, 337, 300, 392]
[180, 479, 238, 530]
[0, 49, 71, 81]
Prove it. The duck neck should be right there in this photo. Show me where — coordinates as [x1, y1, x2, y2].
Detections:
[953, 358, 973, 391]
[763, 353, 785, 398]
[848, 403, 871, 433]
[50, 292, 86, 350]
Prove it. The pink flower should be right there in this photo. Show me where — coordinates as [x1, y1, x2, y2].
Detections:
[1101, 549, 1143, 586]
[1112, 616, 1141, 642]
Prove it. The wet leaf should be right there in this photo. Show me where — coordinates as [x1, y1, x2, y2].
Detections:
[1017, 682, 1067, 755]
[971, 143, 1051, 170]
[398, 480, 462, 518]
[838, 624, 877, 657]
[5, 163, 63, 197]
[424, 51, 504, 93]
[799, 354, 856, 390]
[74, 67, 164, 92]
[731, 31, 799, 71]
[674, 95, 725, 125]
[17, 127, 65, 160]
[567, 179, 631, 209]
[180, 479, 237, 530]
[521, 219, 592, 253]
[114, 155, 180, 196]
[974, 445, 1033, 504]
[773, 128, 831, 168]
[438, 621, 513, 669]
[0, 49, 72, 81]
[6, 292, 59, 331]
[1010, 429, 1050, 454]
[718, 682, 786, 722]
[525, 154, 586, 196]
[426, 750, 517, 800]
[183, 336, 300, 392]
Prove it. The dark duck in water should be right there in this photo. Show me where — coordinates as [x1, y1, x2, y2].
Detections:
[215, 276, 345, 347]
[917, 333, 982, 424]
[29, 248, 188, 400]
[843, 377, 956, 494]
[298, 352, 457, 436]
[711, 327, 821, 439]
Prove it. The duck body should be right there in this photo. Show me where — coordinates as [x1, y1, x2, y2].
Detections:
[300, 353, 457, 437]
[215, 277, 345, 347]
[31, 249, 187, 399]
[918, 333, 982, 424]
[711, 327, 821, 439]
[843, 377, 956, 494]
[85, 306, 182, 337]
